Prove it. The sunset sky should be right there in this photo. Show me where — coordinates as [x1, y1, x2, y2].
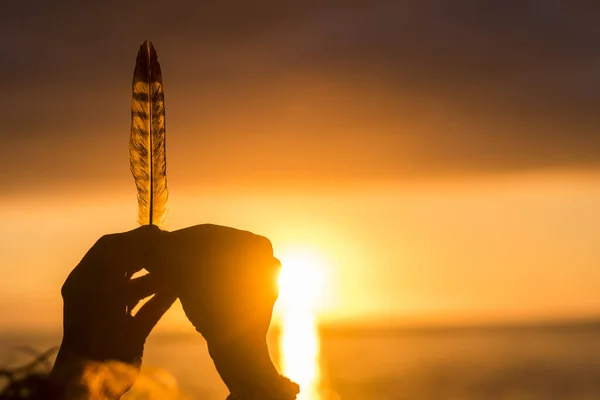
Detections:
[1, 1, 599, 332]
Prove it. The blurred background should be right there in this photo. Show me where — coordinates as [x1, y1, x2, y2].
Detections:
[1, 1, 600, 399]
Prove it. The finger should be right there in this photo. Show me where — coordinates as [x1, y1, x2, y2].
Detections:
[126, 273, 160, 302]
[122, 226, 168, 277]
[262, 257, 282, 304]
[133, 290, 178, 339]
[102, 225, 170, 278]
[125, 273, 162, 312]
[272, 257, 282, 271]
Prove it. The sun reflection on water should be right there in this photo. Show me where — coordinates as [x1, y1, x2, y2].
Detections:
[281, 308, 321, 399]
[277, 249, 324, 400]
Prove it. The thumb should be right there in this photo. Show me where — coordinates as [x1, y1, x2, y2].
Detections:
[122, 224, 170, 270]
[133, 290, 177, 339]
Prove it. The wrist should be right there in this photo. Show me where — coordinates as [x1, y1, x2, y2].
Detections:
[206, 337, 299, 400]
[225, 376, 299, 400]
[49, 346, 87, 397]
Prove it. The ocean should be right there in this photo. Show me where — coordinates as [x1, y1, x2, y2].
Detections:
[1, 322, 600, 399]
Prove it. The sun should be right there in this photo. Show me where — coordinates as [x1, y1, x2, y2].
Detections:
[277, 248, 326, 311]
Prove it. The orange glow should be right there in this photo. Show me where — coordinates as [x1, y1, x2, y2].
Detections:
[3, 170, 600, 332]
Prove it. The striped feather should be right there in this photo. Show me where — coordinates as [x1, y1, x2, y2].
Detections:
[129, 40, 168, 226]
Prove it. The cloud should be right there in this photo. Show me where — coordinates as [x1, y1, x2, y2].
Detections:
[1, 0, 599, 195]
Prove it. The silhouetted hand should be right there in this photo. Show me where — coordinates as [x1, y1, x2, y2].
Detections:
[146, 224, 300, 400]
[49, 226, 177, 399]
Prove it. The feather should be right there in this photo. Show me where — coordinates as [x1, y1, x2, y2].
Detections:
[129, 40, 168, 226]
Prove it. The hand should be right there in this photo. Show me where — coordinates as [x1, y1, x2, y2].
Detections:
[50, 226, 177, 399]
[146, 224, 299, 400]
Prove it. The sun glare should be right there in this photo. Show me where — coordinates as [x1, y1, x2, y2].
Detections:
[277, 248, 325, 310]
[277, 248, 326, 399]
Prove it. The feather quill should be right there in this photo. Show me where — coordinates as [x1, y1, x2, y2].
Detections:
[129, 40, 168, 226]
